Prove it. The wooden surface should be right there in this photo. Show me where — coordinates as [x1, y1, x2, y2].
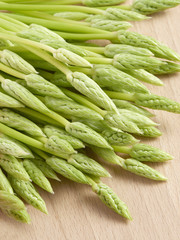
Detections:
[1, 1, 180, 240]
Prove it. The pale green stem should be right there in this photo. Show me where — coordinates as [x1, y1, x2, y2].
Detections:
[0, 46, 26, 52]
[85, 175, 97, 186]
[37, 69, 55, 80]
[0, 75, 5, 82]
[61, 88, 107, 117]
[0, 62, 26, 79]
[0, 32, 55, 53]
[7, 13, 107, 34]
[0, 12, 28, 28]
[96, 5, 132, 10]
[112, 146, 131, 154]
[2, 0, 80, 3]
[0, 18, 22, 32]
[55, 31, 118, 41]
[0, 122, 67, 158]
[16, 107, 60, 126]
[0, 70, 69, 127]
[66, 66, 92, 75]
[36, 136, 48, 144]
[0, 3, 104, 14]
[84, 57, 112, 64]
[47, 110, 70, 127]
[17, 11, 89, 26]
[104, 90, 136, 102]
[34, 0, 82, 5]
[31, 148, 50, 160]
[14, 51, 42, 61]
[22, 45, 72, 76]
[0, 122, 44, 149]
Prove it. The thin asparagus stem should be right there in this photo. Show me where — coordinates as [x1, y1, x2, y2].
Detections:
[31, 148, 49, 160]
[0, 18, 22, 32]
[84, 57, 113, 64]
[0, 32, 55, 53]
[16, 11, 91, 26]
[22, 45, 72, 75]
[104, 90, 136, 101]
[33, 0, 82, 5]
[0, 62, 26, 79]
[0, 3, 104, 14]
[113, 145, 131, 154]
[55, 31, 118, 41]
[16, 107, 60, 126]
[61, 88, 106, 117]
[0, 12, 28, 28]
[3, 0, 80, 3]
[0, 122, 44, 149]
[0, 122, 67, 158]
[3, 13, 108, 34]
[43, 110, 70, 126]
[96, 5, 132, 10]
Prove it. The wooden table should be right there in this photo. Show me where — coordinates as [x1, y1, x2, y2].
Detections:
[1, 1, 180, 239]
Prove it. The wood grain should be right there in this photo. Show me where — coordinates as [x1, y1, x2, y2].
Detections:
[1, 1, 180, 239]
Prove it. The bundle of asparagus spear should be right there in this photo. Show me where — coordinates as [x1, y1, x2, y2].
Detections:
[0, 0, 179, 223]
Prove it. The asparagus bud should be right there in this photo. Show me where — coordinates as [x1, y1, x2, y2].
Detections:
[105, 8, 149, 21]
[148, 62, 180, 75]
[1, 78, 50, 114]
[113, 99, 154, 117]
[68, 153, 111, 177]
[102, 128, 138, 146]
[0, 50, 37, 74]
[54, 12, 89, 20]
[43, 125, 85, 149]
[113, 53, 165, 71]
[118, 109, 157, 127]
[0, 190, 25, 211]
[0, 92, 24, 108]
[92, 182, 132, 219]
[0, 168, 14, 194]
[25, 74, 69, 99]
[132, 0, 180, 15]
[44, 97, 103, 121]
[83, 0, 125, 7]
[53, 48, 92, 67]
[129, 143, 173, 162]
[104, 111, 142, 134]
[23, 159, 53, 193]
[137, 126, 162, 138]
[2, 209, 31, 224]
[44, 135, 76, 155]
[18, 23, 65, 42]
[134, 93, 180, 113]
[122, 158, 167, 181]
[117, 30, 180, 61]
[90, 19, 132, 31]
[67, 72, 118, 112]
[8, 175, 48, 214]
[0, 154, 30, 181]
[93, 64, 149, 93]
[0, 134, 34, 158]
[124, 69, 163, 86]
[65, 122, 112, 149]
[0, 108, 45, 137]
[31, 156, 60, 181]
[46, 157, 89, 184]
[104, 44, 153, 58]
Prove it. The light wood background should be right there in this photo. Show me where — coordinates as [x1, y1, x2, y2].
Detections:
[1, 1, 180, 239]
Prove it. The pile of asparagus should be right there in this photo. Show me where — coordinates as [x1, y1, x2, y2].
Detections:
[0, 0, 180, 223]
